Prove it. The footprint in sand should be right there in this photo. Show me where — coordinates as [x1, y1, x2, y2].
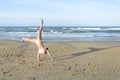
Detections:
[29, 77, 36, 80]
[2, 68, 13, 77]
[64, 66, 71, 71]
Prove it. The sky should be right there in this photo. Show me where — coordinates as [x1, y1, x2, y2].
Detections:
[0, 0, 120, 26]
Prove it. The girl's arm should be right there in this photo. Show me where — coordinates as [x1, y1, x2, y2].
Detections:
[47, 50, 54, 61]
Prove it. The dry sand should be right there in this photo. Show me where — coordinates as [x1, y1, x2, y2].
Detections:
[0, 40, 120, 80]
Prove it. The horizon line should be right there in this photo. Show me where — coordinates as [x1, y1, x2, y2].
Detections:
[0, 25, 120, 27]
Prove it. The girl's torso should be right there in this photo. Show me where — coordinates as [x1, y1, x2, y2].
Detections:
[35, 39, 43, 49]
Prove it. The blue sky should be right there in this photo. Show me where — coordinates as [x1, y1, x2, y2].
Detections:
[0, 0, 120, 26]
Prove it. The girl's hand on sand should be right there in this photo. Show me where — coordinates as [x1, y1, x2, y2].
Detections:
[51, 58, 54, 62]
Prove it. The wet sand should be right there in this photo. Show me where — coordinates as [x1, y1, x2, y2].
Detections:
[0, 40, 120, 80]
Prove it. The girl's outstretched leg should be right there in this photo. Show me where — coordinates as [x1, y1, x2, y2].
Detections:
[21, 38, 36, 44]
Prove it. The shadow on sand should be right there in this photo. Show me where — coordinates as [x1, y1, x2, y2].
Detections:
[55, 45, 119, 61]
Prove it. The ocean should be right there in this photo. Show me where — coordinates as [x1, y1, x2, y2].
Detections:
[0, 26, 120, 41]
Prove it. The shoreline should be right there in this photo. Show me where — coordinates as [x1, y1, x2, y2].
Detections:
[1, 39, 120, 42]
[0, 40, 120, 80]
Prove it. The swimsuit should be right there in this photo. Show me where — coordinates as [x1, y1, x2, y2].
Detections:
[38, 48, 47, 54]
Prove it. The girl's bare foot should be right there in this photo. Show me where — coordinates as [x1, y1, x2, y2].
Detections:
[21, 39, 24, 42]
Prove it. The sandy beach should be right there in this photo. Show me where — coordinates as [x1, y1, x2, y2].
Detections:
[0, 40, 120, 80]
